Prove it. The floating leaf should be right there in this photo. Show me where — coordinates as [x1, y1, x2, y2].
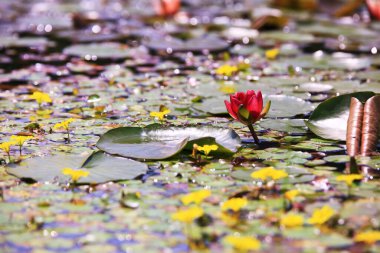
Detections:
[96, 124, 241, 160]
[306, 92, 375, 140]
[6, 151, 148, 184]
[346, 98, 364, 156]
[361, 95, 380, 156]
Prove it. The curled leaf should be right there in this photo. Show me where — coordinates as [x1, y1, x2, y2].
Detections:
[346, 98, 364, 157]
[361, 95, 380, 156]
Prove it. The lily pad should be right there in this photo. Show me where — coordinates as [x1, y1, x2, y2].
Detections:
[6, 151, 148, 184]
[144, 35, 229, 53]
[63, 43, 134, 59]
[305, 92, 376, 140]
[96, 124, 241, 160]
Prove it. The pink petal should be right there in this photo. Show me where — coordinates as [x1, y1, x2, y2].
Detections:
[256, 90, 263, 112]
[231, 97, 242, 114]
[246, 94, 260, 120]
[244, 90, 256, 106]
[225, 100, 238, 119]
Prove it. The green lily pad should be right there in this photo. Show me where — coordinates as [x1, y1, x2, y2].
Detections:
[63, 43, 134, 59]
[6, 151, 148, 184]
[96, 124, 241, 160]
[305, 92, 376, 140]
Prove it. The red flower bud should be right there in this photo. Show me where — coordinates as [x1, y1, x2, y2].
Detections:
[366, 0, 380, 20]
[153, 0, 181, 17]
[224, 90, 271, 126]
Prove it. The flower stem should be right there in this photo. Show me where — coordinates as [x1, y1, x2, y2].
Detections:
[67, 130, 71, 143]
[248, 124, 260, 145]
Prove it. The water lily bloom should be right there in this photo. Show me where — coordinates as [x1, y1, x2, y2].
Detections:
[225, 90, 270, 144]
[0, 141, 15, 161]
[366, 0, 380, 20]
[29, 91, 52, 108]
[221, 198, 248, 212]
[181, 189, 211, 205]
[336, 174, 363, 186]
[308, 205, 335, 226]
[150, 109, 170, 121]
[171, 206, 204, 223]
[215, 64, 238, 77]
[10, 135, 33, 155]
[265, 48, 279, 60]
[284, 189, 299, 201]
[196, 144, 218, 156]
[280, 213, 304, 228]
[251, 167, 288, 182]
[153, 0, 180, 17]
[53, 118, 75, 131]
[62, 168, 89, 182]
[354, 230, 380, 244]
[53, 118, 75, 142]
[224, 235, 261, 252]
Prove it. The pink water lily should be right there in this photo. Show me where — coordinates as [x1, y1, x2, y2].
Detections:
[225, 90, 271, 144]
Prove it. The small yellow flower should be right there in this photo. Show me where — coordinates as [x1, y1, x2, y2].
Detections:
[196, 144, 218, 155]
[285, 189, 299, 201]
[150, 109, 170, 121]
[224, 235, 261, 252]
[265, 48, 279, 60]
[53, 118, 75, 131]
[251, 167, 288, 182]
[280, 213, 304, 228]
[215, 64, 238, 77]
[219, 84, 236, 94]
[181, 189, 211, 205]
[354, 231, 380, 244]
[10, 135, 33, 147]
[62, 168, 89, 182]
[221, 198, 248, 212]
[0, 141, 15, 154]
[29, 91, 52, 105]
[308, 205, 335, 226]
[220, 212, 239, 226]
[336, 174, 363, 186]
[171, 206, 204, 223]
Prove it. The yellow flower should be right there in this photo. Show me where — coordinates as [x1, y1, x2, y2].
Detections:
[224, 235, 261, 252]
[220, 212, 239, 226]
[265, 48, 279, 60]
[150, 109, 170, 121]
[336, 174, 363, 186]
[280, 213, 304, 228]
[10, 135, 33, 147]
[215, 64, 238, 77]
[53, 118, 75, 131]
[251, 167, 288, 181]
[221, 198, 248, 212]
[29, 91, 52, 105]
[354, 231, 380, 244]
[196, 144, 218, 155]
[0, 141, 14, 154]
[171, 206, 204, 223]
[219, 84, 236, 94]
[285, 189, 299, 201]
[62, 168, 89, 182]
[308, 205, 335, 225]
[181, 189, 211, 205]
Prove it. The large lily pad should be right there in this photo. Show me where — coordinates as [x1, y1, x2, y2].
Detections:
[96, 124, 241, 160]
[305, 92, 376, 140]
[144, 35, 229, 53]
[63, 43, 134, 59]
[6, 151, 148, 184]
